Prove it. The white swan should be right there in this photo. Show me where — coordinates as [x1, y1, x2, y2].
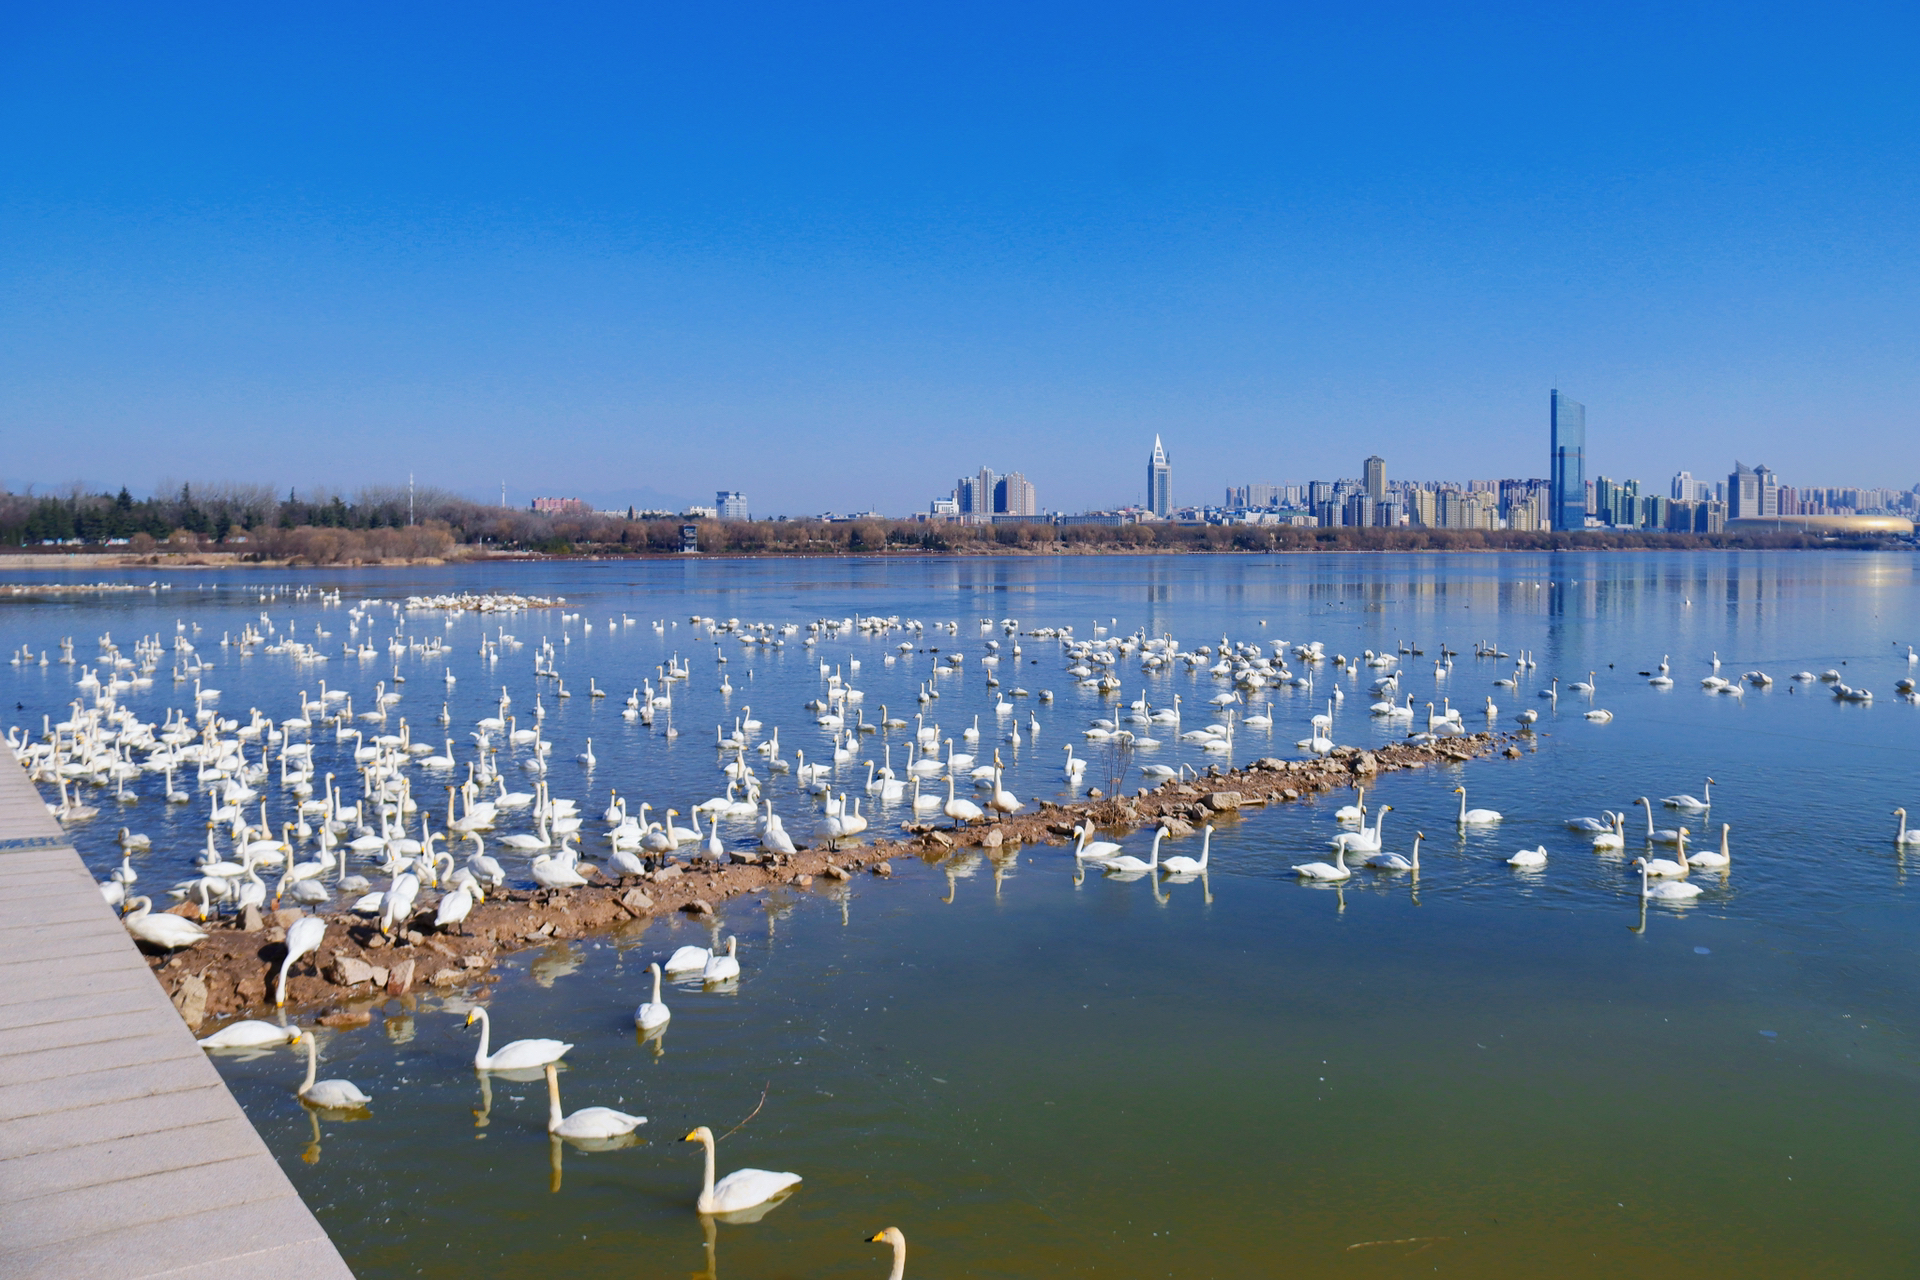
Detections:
[436, 881, 480, 933]
[636, 962, 671, 1030]
[276, 915, 327, 1006]
[1365, 831, 1422, 872]
[1330, 804, 1390, 853]
[1102, 829, 1163, 874]
[1894, 808, 1920, 846]
[664, 943, 713, 975]
[869, 1228, 907, 1280]
[295, 1031, 371, 1109]
[531, 852, 590, 889]
[1635, 857, 1702, 902]
[1072, 824, 1123, 861]
[198, 1019, 299, 1050]
[1688, 823, 1732, 869]
[121, 897, 206, 951]
[683, 1125, 801, 1214]
[702, 936, 741, 982]
[1454, 787, 1502, 825]
[1333, 789, 1367, 823]
[1661, 778, 1714, 811]
[943, 775, 982, 828]
[1592, 813, 1626, 851]
[1633, 797, 1685, 844]
[1291, 845, 1351, 881]
[1160, 826, 1211, 875]
[545, 1063, 644, 1140]
[1506, 844, 1547, 869]
[1640, 828, 1691, 877]
[465, 1007, 572, 1071]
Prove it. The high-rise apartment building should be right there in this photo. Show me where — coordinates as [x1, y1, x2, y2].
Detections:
[1550, 390, 1586, 530]
[956, 468, 999, 516]
[1227, 483, 1286, 509]
[995, 472, 1037, 518]
[1670, 470, 1707, 502]
[1727, 462, 1780, 519]
[1363, 455, 1386, 504]
[716, 491, 749, 520]
[1147, 436, 1172, 518]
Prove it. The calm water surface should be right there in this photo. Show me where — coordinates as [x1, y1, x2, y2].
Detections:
[5, 552, 1919, 1277]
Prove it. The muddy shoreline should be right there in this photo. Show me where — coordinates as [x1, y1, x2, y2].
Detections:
[157, 733, 1518, 1032]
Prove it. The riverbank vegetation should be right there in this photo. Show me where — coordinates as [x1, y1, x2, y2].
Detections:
[1, 483, 1905, 563]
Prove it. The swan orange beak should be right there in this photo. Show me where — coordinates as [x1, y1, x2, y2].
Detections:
[681, 1130, 701, 1143]
[868, 1231, 889, 1243]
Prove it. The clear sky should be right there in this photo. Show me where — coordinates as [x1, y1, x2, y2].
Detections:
[4, 2, 1918, 515]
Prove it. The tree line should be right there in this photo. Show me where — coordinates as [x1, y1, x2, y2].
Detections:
[0, 483, 1897, 563]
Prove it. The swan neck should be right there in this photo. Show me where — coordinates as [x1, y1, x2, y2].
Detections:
[546, 1069, 563, 1130]
[301, 1034, 318, 1092]
[889, 1238, 907, 1280]
[699, 1133, 717, 1210]
[472, 1009, 490, 1064]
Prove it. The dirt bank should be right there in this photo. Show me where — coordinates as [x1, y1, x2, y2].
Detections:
[161, 733, 1519, 1032]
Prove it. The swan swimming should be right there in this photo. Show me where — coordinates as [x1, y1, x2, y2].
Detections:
[545, 1063, 645, 1141]
[465, 1007, 572, 1071]
[683, 1125, 802, 1214]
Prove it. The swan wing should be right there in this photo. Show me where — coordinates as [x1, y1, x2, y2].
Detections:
[710, 1168, 803, 1214]
[557, 1107, 645, 1139]
[664, 945, 711, 973]
[487, 1038, 573, 1070]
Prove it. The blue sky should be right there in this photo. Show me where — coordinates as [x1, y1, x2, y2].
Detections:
[3, 2, 1917, 515]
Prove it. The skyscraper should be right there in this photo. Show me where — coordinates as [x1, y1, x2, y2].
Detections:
[716, 491, 748, 520]
[1147, 436, 1171, 518]
[956, 468, 999, 516]
[1363, 455, 1386, 504]
[995, 472, 1037, 517]
[1549, 390, 1586, 531]
[1727, 462, 1780, 519]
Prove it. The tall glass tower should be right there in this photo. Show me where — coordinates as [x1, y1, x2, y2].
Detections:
[1147, 435, 1172, 517]
[1550, 390, 1586, 531]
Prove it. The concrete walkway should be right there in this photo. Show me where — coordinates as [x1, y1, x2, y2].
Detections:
[0, 745, 353, 1279]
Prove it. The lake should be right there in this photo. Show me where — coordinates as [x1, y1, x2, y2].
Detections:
[6, 550, 1919, 1277]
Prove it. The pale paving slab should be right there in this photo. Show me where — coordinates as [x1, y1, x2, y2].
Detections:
[0, 744, 352, 1279]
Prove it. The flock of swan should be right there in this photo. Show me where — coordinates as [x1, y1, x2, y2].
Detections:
[10, 588, 1920, 1273]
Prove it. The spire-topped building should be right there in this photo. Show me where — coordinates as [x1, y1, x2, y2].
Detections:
[1147, 435, 1172, 518]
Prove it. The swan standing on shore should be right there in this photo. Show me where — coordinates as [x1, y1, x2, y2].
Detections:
[121, 897, 206, 950]
[275, 915, 326, 1006]
[465, 1007, 572, 1071]
[683, 1125, 801, 1214]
